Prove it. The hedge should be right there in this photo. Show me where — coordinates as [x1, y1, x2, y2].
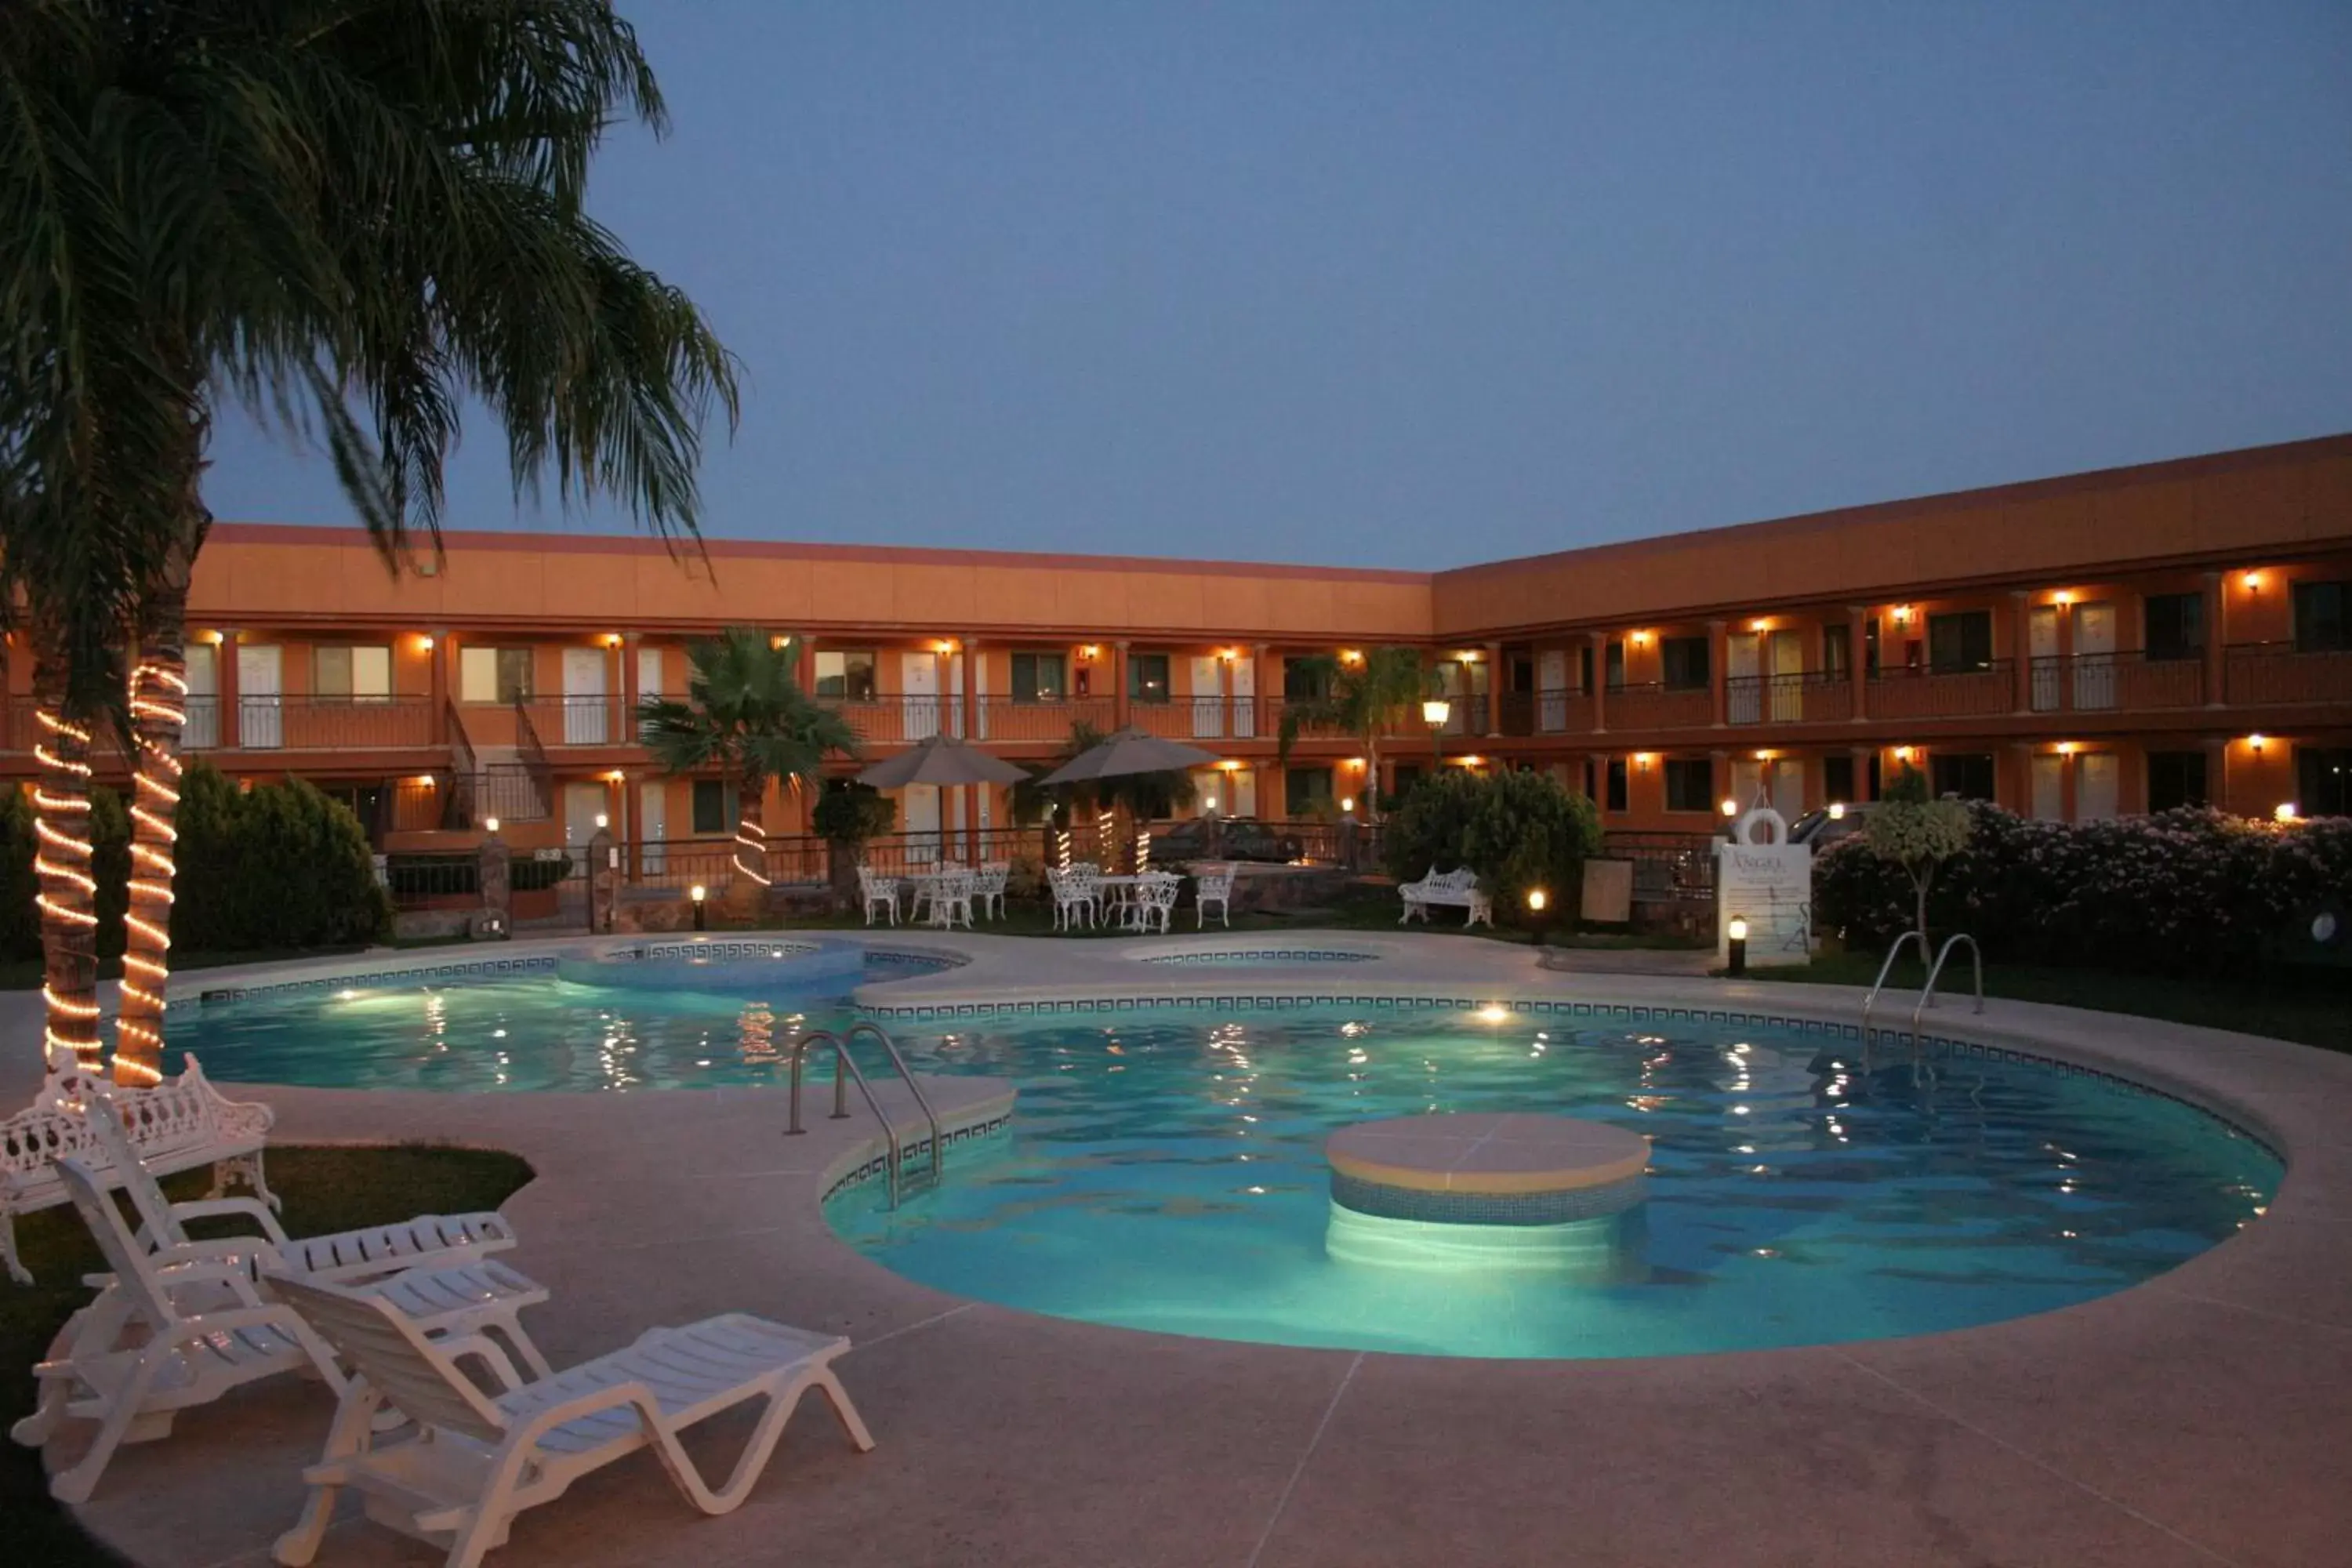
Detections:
[0, 762, 390, 961]
[1383, 768, 1604, 920]
[1815, 804, 2352, 976]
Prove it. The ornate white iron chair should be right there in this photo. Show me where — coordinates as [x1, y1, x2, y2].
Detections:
[857, 866, 901, 927]
[1195, 862, 1237, 929]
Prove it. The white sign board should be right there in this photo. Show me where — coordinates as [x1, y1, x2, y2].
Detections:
[1714, 797, 1813, 967]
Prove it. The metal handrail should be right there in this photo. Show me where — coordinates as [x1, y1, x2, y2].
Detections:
[1911, 934, 1986, 1047]
[781, 1022, 944, 1206]
[1858, 931, 1929, 1073]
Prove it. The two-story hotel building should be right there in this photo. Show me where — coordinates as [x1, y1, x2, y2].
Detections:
[12, 432, 2348, 873]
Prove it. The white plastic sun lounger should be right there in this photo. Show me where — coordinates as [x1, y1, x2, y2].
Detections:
[11, 1156, 349, 1502]
[268, 1272, 876, 1568]
[82, 1094, 518, 1284]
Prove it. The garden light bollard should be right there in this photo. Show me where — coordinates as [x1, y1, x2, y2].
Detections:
[587, 823, 619, 934]
[476, 823, 511, 940]
[1727, 914, 1749, 977]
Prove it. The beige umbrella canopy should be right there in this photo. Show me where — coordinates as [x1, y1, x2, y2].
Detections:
[1033, 728, 1220, 786]
[854, 732, 1029, 789]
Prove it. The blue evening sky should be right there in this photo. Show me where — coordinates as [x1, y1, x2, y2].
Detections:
[201, 2, 2352, 569]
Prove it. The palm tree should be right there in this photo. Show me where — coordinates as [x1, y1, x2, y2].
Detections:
[3, 2, 737, 1084]
[1011, 722, 1198, 866]
[1275, 648, 1428, 822]
[638, 631, 858, 906]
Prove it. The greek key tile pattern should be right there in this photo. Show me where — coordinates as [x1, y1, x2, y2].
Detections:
[822, 1112, 1014, 1201]
[198, 953, 561, 1004]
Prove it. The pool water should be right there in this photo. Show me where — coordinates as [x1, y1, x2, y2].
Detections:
[177, 977, 2279, 1359]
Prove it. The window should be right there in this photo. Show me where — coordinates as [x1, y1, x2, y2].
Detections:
[459, 647, 532, 703]
[1864, 616, 1882, 677]
[1284, 765, 1333, 817]
[1129, 653, 1171, 703]
[691, 779, 733, 835]
[2297, 746, 2351, 818]
[1579, 759, 1596, 800]
[1824, 754, 1856, 804]
[1283, 660, 1331, 701]
[1926, 611, 1994, 673]
[1661, 637, 1710, 691]
[1010, 652, 1065, 702]
[2143, 593, 2204, 661]
[314, 645, 393, 702]
[1578, 644, 1595, 693]
[1867, 750, 1882, 800]
[1508, 655, 1535, 694]
[1663, 757, 1714, 813]
[1604, 641, 1626, 692]
[813, 650, 877, 701]
[2147, 750, 2209, 812]
[1605, 758, 1628, 812]
[2293, 580, 2348, 653]
[1822, 625, 1850, 680]
[1930, 752, 1995, 801]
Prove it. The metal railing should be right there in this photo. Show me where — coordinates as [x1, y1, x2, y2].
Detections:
[1599, 831, 1716, 908]
[1604, 683, 1712, 731]
[1867, 661, 2014, 720]
[2029, 652, 2204, 713]
[1911, 934, 1985, 1038]
[2223, 641, 2352, 707]
[972, 695, 1116, 742]
[1858, 931, 1930, 1073]
[383, 852, 481, 909]
[1495, 688, 1597, 736]
[1127, 696, 1250, 741]
[1726, 671, 1853, 724]
[783, 1022, 942, 1209]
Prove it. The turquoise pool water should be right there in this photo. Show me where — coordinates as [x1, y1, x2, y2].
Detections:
[177, 972, 2279, 1359]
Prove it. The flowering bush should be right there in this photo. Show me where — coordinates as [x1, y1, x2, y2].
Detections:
[1817, 804, 2352, 975]
[1859, 768, 1973, 948]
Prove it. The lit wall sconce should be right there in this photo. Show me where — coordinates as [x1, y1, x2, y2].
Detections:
[2053, 590, 2074, 606]
[1338, 648, 1363, 664]
[1634, 752, 1655, 769]
[1892, 606, 1914, 626]
[1753, 750, 1773, 761]
[1454, 754, 1484, 766]
[1631, 630, 1652, 646]
[2247, 734, 2267, 753]
[1748, 618, 1770, 632]
[2057, 742, 2078, 756]
[593, 813, 609, 830]
[1719, 798, 1738, 818]
[1348, 757, 1367, 769]
[1077, 644, 1100, 662]
[205, 630, 227, 646]
[1894, 746, 1915, 763]
[932, 640, 957, 655]
[412, 774, 436, 788]
[2242, 571, 2262, 592]
[416, 633, 435, 651]
[485, 817, 501, 834]
[604, 769, 626, 782]
[1339, 796, 1356, 814]
[604, 633, 623, 648]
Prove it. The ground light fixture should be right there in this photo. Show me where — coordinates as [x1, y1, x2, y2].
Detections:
[691, 884, 708, 931]
[1828, 802, 1846, 820]
[2276, 803, 2299, 823]
[1524, 886, 1551, 946]
[1727, 915, 1750, 977]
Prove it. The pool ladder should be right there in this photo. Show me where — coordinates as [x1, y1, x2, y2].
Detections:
[784, 1022, 944, 1209]
[1859, 932, 1984, 1080]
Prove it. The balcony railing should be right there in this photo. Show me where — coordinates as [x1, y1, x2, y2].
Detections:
[1867, 661, 2013, 720]
[2028, 652, 2205, 713]
[2224, 642, 2352, 707]
[1128, 696, 1253, 741]
[1497, 689, 1597, 736]
[1605, 683, 1712, 731]
[973, 695, 1117, 742]
[212, 695, 438, 751]
[1726, 672, 1853, 725]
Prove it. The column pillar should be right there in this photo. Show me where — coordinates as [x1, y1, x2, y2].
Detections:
[2201, 571, 2226, 707]
[1112, 641, 1131, 730]
[962, 637, 982, 863]
[1221, 651, 1237, 739]
[2056, 600, 2075, 712]
[2203, 734, 2228, 813]
[1483, 641, 1502, 735]
[1852, 745, 1876, 803]
[619, 633, 640, 744]
[430, 631, 453, 745]
[1846, 607, 1869, 722]
[1708, 620, 1729, 728]
[623, 768, 643, 882]
[2006, 741, 2035, 817]
[2010, 591, 2034, 715]
[219, 631, 241, 750]
[1711, 748, 1730, 818]
[1588, 632, 1609, 735]
[2060, 748, 2078, 823]
[1254, 644, 1272, 740]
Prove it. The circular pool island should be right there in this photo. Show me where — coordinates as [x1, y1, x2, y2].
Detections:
[1326, 1112, 1650, 1225]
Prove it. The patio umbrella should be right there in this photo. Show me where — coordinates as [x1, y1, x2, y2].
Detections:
[856, 735, 1028, 865]
[1033, 728, 1220, 786]
[1036, 728, 1223, 870]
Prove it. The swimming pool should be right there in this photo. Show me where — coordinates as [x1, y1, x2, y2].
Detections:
[176, 967, 2278, 1359]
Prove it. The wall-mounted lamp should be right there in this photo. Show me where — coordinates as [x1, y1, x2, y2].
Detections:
[2242, 571, 2262, 592]
[1339, 796, 1356, 814]
[1454, 754, 1483, 767]
[593, 813, 609, 830]
[2053, 591, 2074, 607]
[1630, 630, 1652, 646]
[1753, 750, 1773, 761]
[416, 633, 435, 651]
[2057, 742, 2078, 756]
[932, 640, 957, 656]
[1892, 606, 1914, 625]
[1894, 746, 1915, 763]
[604, 633, 623, 648]
[1338, 648, 1363, 664]
[1719, 799, 1739, 818]
[1748, 618, 1770, 632]
[412, 774, 437, 788]
[1077, 644, 1100, 662]
[1634, 752, 1656, 769]
[205, 630, 227, 646]
[2248, 734, 2267, 753]
[484, 817, 500, 834]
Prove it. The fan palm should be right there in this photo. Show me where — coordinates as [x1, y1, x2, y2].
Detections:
[1274, 648, 1429, 822]
[1010, 721, 1197, 869]
[2, 1, 737, 1083]
[638, 631, 859, 905]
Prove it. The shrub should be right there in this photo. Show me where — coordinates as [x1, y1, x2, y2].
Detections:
[813, 782, 895, 844]
[0, 782, 130, 961]
[169, 764, 390, 952]
[1858, 764, 1972, 948]
[1383, 769, 1603, 920]
[1816, 804, 2352, 976]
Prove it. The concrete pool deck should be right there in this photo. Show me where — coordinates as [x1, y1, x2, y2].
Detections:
[8, 929, 2350, 1568]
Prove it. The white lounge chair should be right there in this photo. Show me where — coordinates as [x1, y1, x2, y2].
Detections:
[12, 1156, 348, 1502]
[1195, 862, 1237, 929]
[267, 1272, 876, 1568]
[857, 866, 900, 927]
[80, 1094, 519, 1285]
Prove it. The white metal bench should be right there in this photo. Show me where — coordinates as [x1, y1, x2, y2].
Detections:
[1398, 867, 1494, 928]
[2, 1054, 274, 1285]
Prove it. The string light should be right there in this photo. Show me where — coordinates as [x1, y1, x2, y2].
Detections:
[31, 707, 101, 1076]
[114, 660, 187, 1086]
[732, 816, 771, 887]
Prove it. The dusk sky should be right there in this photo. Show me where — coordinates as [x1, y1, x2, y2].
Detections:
[201, 2, 2352, 569]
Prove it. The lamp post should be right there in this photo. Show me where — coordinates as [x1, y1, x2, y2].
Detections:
[1726, 914, 1749, 977]
[690, 883, 707, 931]
[1422, 696, 1450, 767]
[1525, 886, 1551, 948]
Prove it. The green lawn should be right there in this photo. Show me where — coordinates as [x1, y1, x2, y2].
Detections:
[1737, 949, 2352, 1054]
[2, 1145, 533, 1566]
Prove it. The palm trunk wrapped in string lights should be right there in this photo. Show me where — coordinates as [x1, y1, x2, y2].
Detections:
[31, 672, 103, 1083]
[732, 777, 771, 897]
[113, 648, 189, 1086]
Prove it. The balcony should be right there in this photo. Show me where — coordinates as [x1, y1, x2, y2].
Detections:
[1128, 696, 1261, 741]
[207, 695, 439, 751]
[1259, 696, 1353, 743]
[2028, 652, 2205, 713]
[973, 695, 1117, 742]
[1867, 662, 2013, 720]
[1606, 683, 1712, 731]
[1727, 672, 1853, 725]
[1496, 689, 1597, 736]
[2224, 642, 2352, 707]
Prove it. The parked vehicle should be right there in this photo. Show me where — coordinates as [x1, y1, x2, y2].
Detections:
[1788, 802, 1877, 849]
[1149, 816, 1303, 863]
